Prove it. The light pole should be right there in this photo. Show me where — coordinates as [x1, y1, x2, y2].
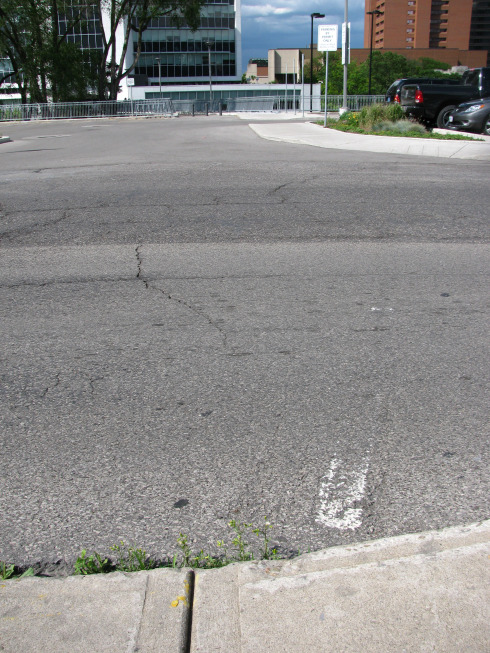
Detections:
[310, 12, 325, 112]
[204, 41, 213, 105]
[155, 57, 162, 96]
[367, 9, 383, 96]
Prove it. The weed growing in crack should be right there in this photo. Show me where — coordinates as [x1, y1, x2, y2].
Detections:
[0, 561, 34, 580]
[110, 542, 157, 572]
[5, 516, 283, 579]
[74, 550, 113, 575]
[174, 533, 227, 569]
[228, 519, 254, 561]
[252, 516, 279, 561]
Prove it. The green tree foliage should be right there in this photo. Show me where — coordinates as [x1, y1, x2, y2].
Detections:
[92, 0, 205, 100]
[310, 51, 462, 96]
[0, 0, 100, 102]
[0, 0, 205, 102]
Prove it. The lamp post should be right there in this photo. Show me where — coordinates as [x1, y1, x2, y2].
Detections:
[367, 9, 383, 96]
[204, 41, 213, 105]
[155, 57, 162, 96]
[310, 12, 325, 112]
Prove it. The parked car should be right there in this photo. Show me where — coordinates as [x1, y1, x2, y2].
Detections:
[385, 77, 461, 104]
[400, 67, 490, 127]
[446, 97, 490, 135]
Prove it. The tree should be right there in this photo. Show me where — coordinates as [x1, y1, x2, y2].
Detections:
[0, 0, 98, 102]
[92, 0, 205, 100]
[316, 51, 462, 96]
[0, 0, 205, 102]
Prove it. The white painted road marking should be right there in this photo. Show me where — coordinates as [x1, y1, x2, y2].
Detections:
[316, 456, 370, 531]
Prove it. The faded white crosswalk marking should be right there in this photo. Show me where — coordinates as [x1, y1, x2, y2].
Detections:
[316, 456, 370, 530]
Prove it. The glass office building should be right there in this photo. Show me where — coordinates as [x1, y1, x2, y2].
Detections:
[469, 0, 490, 65]
[58, 3, 104, 51]
[128, 0, 242, 84]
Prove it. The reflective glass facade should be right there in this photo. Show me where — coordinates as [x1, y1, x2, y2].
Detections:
[58, 2, 103, 50]
[469, 0, 490, 65]
[131, 0, 241, 83]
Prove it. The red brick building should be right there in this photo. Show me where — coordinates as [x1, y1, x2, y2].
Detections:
[364, 0, 489, 64]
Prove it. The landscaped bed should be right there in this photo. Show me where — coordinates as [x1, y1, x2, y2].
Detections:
[319, 103, 481, 140]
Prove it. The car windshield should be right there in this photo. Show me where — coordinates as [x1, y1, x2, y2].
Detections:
[387, 80, 402, 94]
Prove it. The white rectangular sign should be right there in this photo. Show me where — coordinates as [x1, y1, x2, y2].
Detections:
[318, 25, 338, 52]
[127, 78, 135, 87]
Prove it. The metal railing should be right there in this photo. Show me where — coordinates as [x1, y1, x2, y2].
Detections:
[0, 95, 387, 122]
[300, 94, 385, 112]
[0, 98, 174, 121]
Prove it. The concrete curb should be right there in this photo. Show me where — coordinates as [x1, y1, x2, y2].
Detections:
[1, 521, 488, 652]
[249, 121, 490, 159]
[191, 520, 490, 652]
[0, 568, 193, 653]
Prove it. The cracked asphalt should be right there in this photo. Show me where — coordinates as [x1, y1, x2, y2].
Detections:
[0, 116, 488, 573]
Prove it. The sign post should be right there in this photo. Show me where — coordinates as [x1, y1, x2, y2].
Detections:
[127, 77, 135, 115]
[318, 25, 338, 127]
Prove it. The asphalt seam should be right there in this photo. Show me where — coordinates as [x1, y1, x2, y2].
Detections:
[184, 570, 196, 653]
[133, 573, 150, 652]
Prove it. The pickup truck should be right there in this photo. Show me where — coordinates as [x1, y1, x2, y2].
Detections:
[385, 77, 461, 104]
[400, 67, 490, 128]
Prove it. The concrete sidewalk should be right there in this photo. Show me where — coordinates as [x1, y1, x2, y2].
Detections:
[1, 520, 489, 652]
[247, 117, 490, 160]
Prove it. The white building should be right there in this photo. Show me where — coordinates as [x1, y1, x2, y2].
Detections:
[119, 0, 242, 100]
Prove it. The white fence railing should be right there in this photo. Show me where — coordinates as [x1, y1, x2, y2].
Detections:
[0, 95, 386, 122]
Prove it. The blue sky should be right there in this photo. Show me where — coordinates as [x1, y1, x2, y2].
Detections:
[240, 0, 366, 70]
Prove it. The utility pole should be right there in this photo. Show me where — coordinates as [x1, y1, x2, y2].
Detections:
[310, 13, 325, 112]
[367, 9, 383, 95]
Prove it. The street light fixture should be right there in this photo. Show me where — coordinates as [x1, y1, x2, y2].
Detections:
[366, 9, 383, 96]
[204, 41, 213, 105]
[155, 57, 162, 95]
[310, 12, 325, 112]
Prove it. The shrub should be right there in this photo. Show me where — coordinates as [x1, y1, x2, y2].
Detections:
[358, 103, 406, 130]
[337, 111, 360, 129]
[373, 119, 427, 134]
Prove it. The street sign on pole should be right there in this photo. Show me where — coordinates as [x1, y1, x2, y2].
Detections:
[317, 26, 338, 128]
[317, 25, 338, 52]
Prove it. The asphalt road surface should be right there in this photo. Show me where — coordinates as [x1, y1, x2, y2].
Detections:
[0, 116, 488, 572]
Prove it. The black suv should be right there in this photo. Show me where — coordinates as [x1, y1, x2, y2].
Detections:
[385, 77, 461, 104]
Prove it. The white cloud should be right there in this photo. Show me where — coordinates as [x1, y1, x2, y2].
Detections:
[241, 0, 367, 67]
[242, 5, 293, 17]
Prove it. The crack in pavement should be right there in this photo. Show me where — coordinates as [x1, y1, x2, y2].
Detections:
[135, 245, 228, 349]
[41, 373, 61, 398]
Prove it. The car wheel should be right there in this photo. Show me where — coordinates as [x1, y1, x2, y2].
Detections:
[436, 105, 456, 129]
[483, 114, 490, 136]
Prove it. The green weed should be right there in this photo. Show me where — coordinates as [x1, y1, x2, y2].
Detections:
[228, 519, 254, 562]
[0, 562, 34, 580]
[74, 549, 113, 575]
[5, 516, 286, 578]
[110, 542, 157, 572]
[175, 532, 227, 569]
[0, 561, 15, 580]
[252, 516, 279, 560]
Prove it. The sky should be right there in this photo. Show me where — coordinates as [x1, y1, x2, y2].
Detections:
[240, 0, 367, 70]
